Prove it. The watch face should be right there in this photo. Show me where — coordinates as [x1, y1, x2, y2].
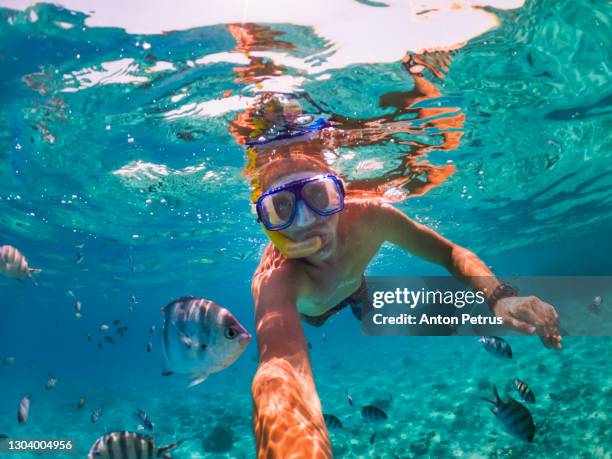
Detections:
[498, 284, 518, 298]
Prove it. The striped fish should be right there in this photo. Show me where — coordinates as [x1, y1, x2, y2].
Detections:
[87, 431, 182, 459]
[361, 405, 388, 422]
[482, 386, 535, 443]
[91, 404, 104, 423]
[479, 336, 512, 359]
[17, 395, 30, 424]
[160, 297, 251, 387]
[0, 245, 41, 282]
[323, 414, 343, 429]
[512, 379, 536, 404]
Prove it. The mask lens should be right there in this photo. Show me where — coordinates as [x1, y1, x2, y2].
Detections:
[303, 177, 342, 213]
[261, 190, 295, 227]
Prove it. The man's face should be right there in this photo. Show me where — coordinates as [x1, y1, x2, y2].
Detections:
[269, 171, 341, 258]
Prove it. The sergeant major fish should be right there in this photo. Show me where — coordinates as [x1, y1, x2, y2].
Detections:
[482, 385, 535, 443]
[509, 378, 536, 403]
[87, 431, 184, 459]
[323, 414, 343, 429]
[479, 336, 512, 359]
[361, 405, 388, 422]
[160, 296, 251, 387]
[134, 409, 154, 430]
[0, 245, 41, 282]
[91, 404, 104, 423]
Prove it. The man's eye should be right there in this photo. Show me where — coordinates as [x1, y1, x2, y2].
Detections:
[305, 185, 329, 208]
[273, 194, 293, 219]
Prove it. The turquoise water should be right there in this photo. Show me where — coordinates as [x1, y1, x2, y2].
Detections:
[1, 0, 611, 457]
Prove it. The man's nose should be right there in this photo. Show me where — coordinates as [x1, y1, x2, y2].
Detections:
[294, 200, 316, 227]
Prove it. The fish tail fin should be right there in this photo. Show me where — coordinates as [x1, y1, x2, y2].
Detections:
[158, 446, 177, 458]
[29, 268, 42, 275]
[481, 385, 500, 405]
[492, 385, 501, 403]
[157, 437, 190, 458]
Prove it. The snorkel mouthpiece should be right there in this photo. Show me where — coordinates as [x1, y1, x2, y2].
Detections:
[264, 228, 322, 258]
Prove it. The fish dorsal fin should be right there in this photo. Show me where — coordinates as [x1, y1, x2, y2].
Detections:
[160, 296, 197, 314]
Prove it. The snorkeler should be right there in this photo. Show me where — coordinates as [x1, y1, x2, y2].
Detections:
[249, 152, 562, 457]
[222, 23, 561, 458]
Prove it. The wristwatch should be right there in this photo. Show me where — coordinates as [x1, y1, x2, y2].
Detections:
[487, 283, 519, 310]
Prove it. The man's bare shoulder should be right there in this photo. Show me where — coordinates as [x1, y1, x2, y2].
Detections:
[343, 198, 396, 221]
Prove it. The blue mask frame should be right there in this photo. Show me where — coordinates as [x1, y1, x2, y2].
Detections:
[255, 173, 345, 231]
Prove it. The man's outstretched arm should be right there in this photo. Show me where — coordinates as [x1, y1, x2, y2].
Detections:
[372, 202, 561, 349]
[251, 260, 332, 459]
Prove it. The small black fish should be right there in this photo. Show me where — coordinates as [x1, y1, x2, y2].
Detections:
[479, 336, 512, 359]
[308, 341, 312, 350]
[549, 392, 559, 401]
[361, 405, 388, 422]
[149, 325, 156, 334]
[104, 336, 115, 344]
[512, 379, 536, 403]
[97, 342, 103, 349]
[371, 395, 393, 411]
[369, 432, 377, 444]
[113, 319, 121, 326]
[323, 414, 343, 429]
[347, 391, 354, 406]
[147, 341, 153, 353]
[482, 386, 535, 443]
[134, 409, 154, 430]
[86, 334, 92, 343]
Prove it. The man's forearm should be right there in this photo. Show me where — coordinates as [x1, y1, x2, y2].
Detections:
[252, 358, 332, 459]
[447, 245, 501, 306]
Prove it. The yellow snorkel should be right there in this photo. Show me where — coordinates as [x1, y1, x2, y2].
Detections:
[263, 227, 322, 259]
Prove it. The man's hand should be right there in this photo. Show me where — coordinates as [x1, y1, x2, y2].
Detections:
[491, 296, 562, 350]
